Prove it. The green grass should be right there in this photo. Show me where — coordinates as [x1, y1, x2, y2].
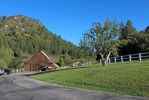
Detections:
[31, 61, 149, 97]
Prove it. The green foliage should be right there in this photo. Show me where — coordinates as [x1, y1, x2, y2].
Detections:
[59, 54, 72, 66]
[0, 47, 14, 67]
[0, 15, 83, 68]
[80, 19, 149, 65]
[80, 20, 120, 65]
[31, 61, 149, 97]
[59, 56, 64, 67]
[8, 57, 24, 69]
[63, 54, 72, 65]
[0, 59, 7, 67]
[119, 21, 149, 55]
[0, 15, 82, 57]
[120, 20, 136, 40]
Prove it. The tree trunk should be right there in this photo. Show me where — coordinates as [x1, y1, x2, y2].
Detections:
[102, 60, 107, 66]
[99, 51, 111, 66]
[106, 51, 111, 62]
[99, 53, 106, 66]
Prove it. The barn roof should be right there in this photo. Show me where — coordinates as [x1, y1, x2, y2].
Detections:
[40, 51, 60, 68]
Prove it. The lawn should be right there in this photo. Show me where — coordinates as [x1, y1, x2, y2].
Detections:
[31, 61, 149, 97]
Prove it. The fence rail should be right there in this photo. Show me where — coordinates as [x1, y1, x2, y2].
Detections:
[109, 52, 149, 63]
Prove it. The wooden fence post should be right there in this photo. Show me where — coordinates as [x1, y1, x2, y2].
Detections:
[139, 53, 142, 63]
[129, 54, 132, 62]
[121, 56, 123, 63]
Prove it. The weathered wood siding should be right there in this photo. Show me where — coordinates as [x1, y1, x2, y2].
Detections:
[24, 52, 57, 71]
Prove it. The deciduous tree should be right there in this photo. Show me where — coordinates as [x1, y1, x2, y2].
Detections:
[80, 20, 120, 66]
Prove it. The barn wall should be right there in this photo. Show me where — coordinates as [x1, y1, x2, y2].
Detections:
[24, 52, 56, 71]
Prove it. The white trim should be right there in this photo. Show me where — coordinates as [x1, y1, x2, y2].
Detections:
[40, 51, 60, 68]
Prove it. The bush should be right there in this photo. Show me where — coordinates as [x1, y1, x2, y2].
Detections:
[0, 47, 14, 67]
[59, 54, 72, 66]
[59, 56, 64, 67]
[8, 57, 24, 69]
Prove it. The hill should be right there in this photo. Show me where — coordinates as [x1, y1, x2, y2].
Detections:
[0, 15, 84, 68]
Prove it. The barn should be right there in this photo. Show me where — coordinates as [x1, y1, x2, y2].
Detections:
[24, 51, 59, 71]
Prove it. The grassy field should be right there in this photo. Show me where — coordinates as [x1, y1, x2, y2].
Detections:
[31, 61, 149, 97]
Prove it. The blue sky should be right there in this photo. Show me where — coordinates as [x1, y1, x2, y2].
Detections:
[0, 0, 149, 45]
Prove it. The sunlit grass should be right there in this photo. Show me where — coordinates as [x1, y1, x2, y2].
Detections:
[31, 61, 149, 97]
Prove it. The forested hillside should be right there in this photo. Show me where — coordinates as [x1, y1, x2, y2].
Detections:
[0, 15, 85, 68]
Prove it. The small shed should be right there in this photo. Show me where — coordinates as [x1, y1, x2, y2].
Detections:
[24, 51, 59, 71]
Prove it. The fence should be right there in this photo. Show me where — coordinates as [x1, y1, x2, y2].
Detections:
[109, 52, 149, 63]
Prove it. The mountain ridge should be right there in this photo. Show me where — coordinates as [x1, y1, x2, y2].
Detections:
[0, 15, 84, 67]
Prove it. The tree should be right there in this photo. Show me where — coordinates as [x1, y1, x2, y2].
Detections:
[120, 20, 136, 40]
[145, 26, 149, 33]
[0, 59, 7, 67]
[8, 57, 24, 69]
[59, 54, 72, 66]
[80, 20, 120, 66]
[118, 22, 149, 55]
[63, 54, 72, 65]
[59, 56, 64, 67]
[0, 47, 14, 67]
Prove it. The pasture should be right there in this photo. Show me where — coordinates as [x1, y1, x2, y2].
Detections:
[31, 61, 149, 97]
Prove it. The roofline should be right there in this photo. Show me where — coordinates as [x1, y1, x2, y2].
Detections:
[40, 51, 60, 68]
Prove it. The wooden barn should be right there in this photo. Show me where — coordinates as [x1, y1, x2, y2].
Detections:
[24, 51, 59, 71]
